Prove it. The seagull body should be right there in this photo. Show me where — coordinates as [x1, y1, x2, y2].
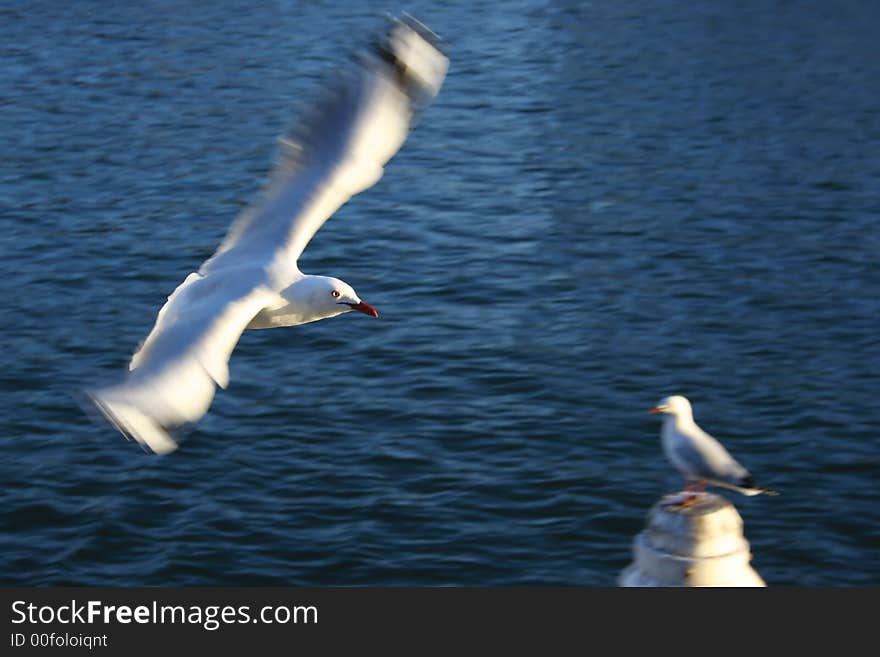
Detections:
[89, 16, 448, 454]
[649, 395, 777, 497]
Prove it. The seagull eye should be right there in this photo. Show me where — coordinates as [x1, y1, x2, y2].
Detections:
[331, 290, 341, 299]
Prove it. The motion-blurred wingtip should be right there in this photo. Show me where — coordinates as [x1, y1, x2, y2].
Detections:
[372, 13, 448, 99]
[399, 12, 442, 46]
[86, 389, 180, 455]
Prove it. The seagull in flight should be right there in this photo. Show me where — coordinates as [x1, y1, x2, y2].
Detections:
[89, 16, 448, 454]
[649, 395, 778, 502]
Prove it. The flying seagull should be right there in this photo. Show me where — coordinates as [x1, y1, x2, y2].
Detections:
[649, 395, 778, 500]
[89, 15, 448, 454]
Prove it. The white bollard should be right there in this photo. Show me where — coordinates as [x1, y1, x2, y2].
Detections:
[619, 492, 766, 587]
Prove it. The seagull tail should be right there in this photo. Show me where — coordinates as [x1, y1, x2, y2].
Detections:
[87, 390, 180, 455]
[737, 476, 780, 497]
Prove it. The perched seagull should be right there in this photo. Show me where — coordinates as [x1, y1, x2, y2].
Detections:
[88, 16, 448, 454]
[649, 395, 778, 501]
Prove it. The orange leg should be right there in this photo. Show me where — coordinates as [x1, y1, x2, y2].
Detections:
[679, 480, 704, 507]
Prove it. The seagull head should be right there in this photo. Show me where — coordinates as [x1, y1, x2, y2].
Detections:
[312, 276, 378, 319]
[649, 395, 693, 418]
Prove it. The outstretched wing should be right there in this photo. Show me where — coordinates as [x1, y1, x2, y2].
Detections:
[202, 15, 448, 275]
[90, 16, 447, 454]
[90, 269, 276, 454]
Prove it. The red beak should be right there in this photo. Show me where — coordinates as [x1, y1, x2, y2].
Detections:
[345, 301, 379, 318]
[648, 407, 662, 414]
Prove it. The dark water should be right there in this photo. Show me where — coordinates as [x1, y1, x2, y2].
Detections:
[2, 0, 878, 586]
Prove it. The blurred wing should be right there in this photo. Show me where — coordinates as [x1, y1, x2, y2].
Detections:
[672, 429, 750, 486]
[90, 16, 448, 455]
[90, 269, 276, 454]
[203, 16, 448, 273]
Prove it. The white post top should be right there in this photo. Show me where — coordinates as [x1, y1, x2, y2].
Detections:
[619, 492, 766, 587]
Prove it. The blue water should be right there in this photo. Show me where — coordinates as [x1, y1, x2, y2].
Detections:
[2, 0, 878, 586]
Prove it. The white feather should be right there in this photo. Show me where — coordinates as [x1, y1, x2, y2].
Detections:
[90, 17, 448, 453]
[652, 395, 777, 496]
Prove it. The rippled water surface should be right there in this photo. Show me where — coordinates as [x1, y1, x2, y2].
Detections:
[2, 1, 878, 586]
